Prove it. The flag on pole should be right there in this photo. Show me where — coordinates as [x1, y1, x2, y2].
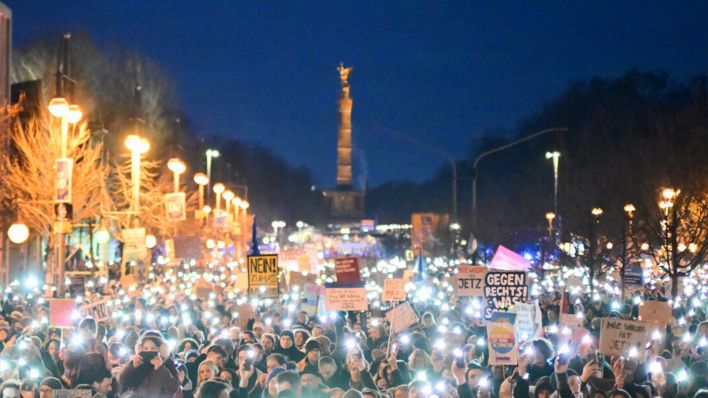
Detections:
[250, 217, 260, 255]
[415, 249, 426, 281]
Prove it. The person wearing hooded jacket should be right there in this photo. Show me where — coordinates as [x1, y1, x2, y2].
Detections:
[119, 334, 180, 398]
[276, 331, 305, 363]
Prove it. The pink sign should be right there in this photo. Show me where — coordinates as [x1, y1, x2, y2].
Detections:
[489, 245, 530, 271]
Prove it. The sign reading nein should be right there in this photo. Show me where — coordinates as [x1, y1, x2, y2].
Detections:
[248, 254, 279, 298]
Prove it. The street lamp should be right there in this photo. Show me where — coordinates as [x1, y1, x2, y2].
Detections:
[66, 104, 82, 124]
[193, 173, 209, 210]
[223, 190, 235, 214]
[167, 158, 186, 193]
[145, 234, 157, 249]
[7, 223, 29, 244]
[205, 149, 220, 198]
[48, 97, 69, 118]
[545, 212, 555, 239]
[213, 183, 225, 211]
[125, 135, 150, 213]
[545, 151, 561, 234]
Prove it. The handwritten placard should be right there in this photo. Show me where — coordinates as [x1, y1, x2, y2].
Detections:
[599, 318, 649, 359]
[484, 271, 528, 319]
[515, 301, 542, 342]
[334, 257, 361, 282]
[638, 301, 672, 325]
[385, 302, 418, 333]
[455, 266, 487, 297]
[324, 282, 368, 311]
[247, 254, 279, 298]
[80, 299, 110, 323]
[382, 279, 406, 302]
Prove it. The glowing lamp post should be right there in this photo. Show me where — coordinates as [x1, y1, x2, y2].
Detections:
[205, 149, 220, 198]
[223, 190, 235, 214]
[193, 173, 209, 210]
[213, 183, 225, 211]
[545, 212, 555, 239]
[167, 158, 186, 193]
[124, 135, 150, 213]
[8, 223, 29, 244]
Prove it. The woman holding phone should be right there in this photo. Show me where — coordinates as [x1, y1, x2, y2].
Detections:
[119, 334, 180, 398]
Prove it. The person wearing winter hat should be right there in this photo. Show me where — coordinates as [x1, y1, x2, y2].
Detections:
[118, 334, 180, 398]
[276, 331, 305, 363]
[38, 377, 63, 398]
[297, 340, 321, 374]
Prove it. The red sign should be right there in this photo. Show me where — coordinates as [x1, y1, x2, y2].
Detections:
[50, 299, 76, 328]
[334, 257, 360, 282]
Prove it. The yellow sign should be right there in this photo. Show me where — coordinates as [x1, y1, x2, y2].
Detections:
[53, 221, 72, 234]
[247, 254, 279, 298]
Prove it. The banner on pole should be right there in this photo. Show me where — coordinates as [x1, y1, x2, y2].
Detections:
[165, 192, 187, 222]
[385, 302, 418, 333]
[55, 158, 73, 203]
[247, 254, 279, 298]
[484, 271, 528, 319]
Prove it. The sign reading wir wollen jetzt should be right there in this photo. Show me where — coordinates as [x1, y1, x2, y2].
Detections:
[248, 254, 279, 298]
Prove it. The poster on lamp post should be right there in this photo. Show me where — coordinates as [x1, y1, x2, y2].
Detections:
[122, 228, 147, 262]
[55, 158, 73, 203]
[165, 192, 187, 221]
[247, 254, 279, 298]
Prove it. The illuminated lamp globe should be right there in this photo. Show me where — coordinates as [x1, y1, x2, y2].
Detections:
[239, 201, 250, 210]
[193, 173, 209, 186]
[145, 234, 157, 249]
[66, 104, 83, 123]
[167, 158, 186, 175]
[545, 212, 555, 221]
[124, 135, 150, 154]
[206, 239, 216, 249]
[95, 229, 110, 245]
[47, 97, 69, 118]
[222, 190, 235, 201]
[202, 205, 212, 214]
[213, 183, 225, 195]
[8, 223, 29, 244]
[591, 208, 603, 216]
[231, 197, 242, 207]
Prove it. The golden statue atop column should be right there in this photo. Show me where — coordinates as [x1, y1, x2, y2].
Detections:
[325, 62, 365, 219]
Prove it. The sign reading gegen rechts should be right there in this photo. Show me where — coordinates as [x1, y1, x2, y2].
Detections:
[248, 254, 279, 298]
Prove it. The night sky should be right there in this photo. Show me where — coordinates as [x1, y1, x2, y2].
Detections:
[10, 1, 708, 186]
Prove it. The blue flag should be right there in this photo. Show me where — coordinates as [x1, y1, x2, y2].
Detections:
[250, 217, 260, 255]
[416, 249, 426, 281]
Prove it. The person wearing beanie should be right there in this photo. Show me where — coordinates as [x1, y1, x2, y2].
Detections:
[261, 368, 288, 398]
[297, 340, 321, 374]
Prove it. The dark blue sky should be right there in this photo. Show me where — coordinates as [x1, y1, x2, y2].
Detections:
[10, 1, 708, 186]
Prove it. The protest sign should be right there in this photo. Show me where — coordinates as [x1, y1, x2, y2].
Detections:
[638, 301, 672, 325]
[487, 312, 518, 365]
[324, 282, 368, 311]
[382, 278, 406, 302]
[515, 301, 542, 342]
[54, 390, 92, 398]
[484, 271, 528, 319]
[248, 254, 279, 298]
[489, 245, 530, 271]
[80, 299, 110, 322]
[55, 158, 73, 203]
[385, 302, 418, 333]
[623, 265, 643, 299]
[288, 271, 317, 288]
[50, 299, 76, 328]
[599, 318, 649, 359]
[334, 257, 361, 282]
[560, 313, 585, 343]
[455, 266, 487, 297]
[165, 192, 187, 221]
[122, 228, 147, 262]
[302, 284, 322, 314]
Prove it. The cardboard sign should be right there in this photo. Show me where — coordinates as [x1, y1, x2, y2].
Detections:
[515, 301, 542, 342]
[247, 254, 279, 298]
[50, 299, 76, 328]
[489, 245, 530, 271]
[484, 271, 528, 319]
[382, 279, 406, 302]
[487, 312, 518, 365]
[80, 299, 110, 323]
[638, 301, 672, 325]
[165, 192, 187, 222]
[385, 302, 418, 333]
[55, 158, 73, 203]
[599, 318, 649, 359]
[334, 257, 361, 282]
[455, 266, 487, 297]
[560, 313, 585, 343]
[54, 390, 92, 398]
[302, 284, 322, 314]
[122, 228, 147, 262]
[324, 282, 368, 311]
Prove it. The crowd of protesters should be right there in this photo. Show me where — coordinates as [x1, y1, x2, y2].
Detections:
[0, 266, 704, 398]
